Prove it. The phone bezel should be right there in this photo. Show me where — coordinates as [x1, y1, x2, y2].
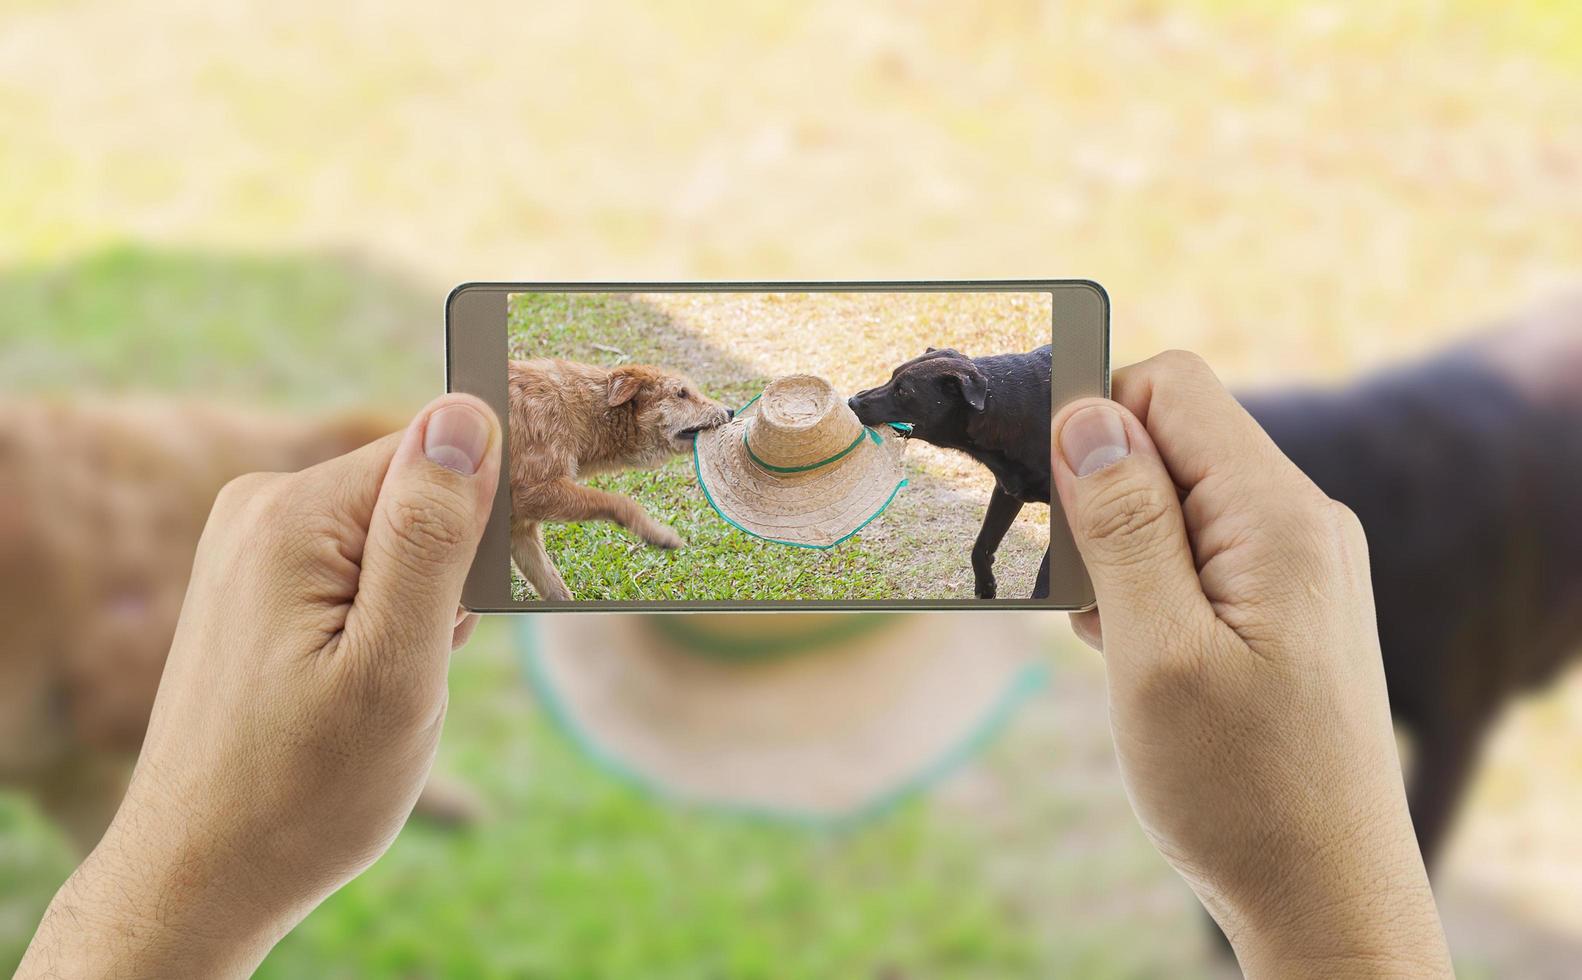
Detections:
[447, 279, 1109, 612]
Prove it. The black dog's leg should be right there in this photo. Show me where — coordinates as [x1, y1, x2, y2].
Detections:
[1406, 717, 1487, 871]
[972, 485, 1023, 599]
[1031, 548, 1050, 599]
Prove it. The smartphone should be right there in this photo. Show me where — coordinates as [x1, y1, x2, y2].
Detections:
[447, 280, 1108, 612]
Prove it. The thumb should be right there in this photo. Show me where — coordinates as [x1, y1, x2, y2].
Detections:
[353, 394, 501, 653]
[1052, 399, 1213, 654]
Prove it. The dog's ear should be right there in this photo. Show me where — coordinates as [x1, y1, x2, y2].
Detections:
[607, 368, 645, 407]
[925, 346, 937, 353]
[949, 364, 988, 412]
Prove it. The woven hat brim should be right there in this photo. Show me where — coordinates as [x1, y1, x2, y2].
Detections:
[693, 420, 907, 549]
[519, 613, 1049, 823]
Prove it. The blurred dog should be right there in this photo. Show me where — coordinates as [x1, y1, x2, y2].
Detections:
[848, 345, 1053, 599]
[1243, 298, 1582, 873]
[0, 400, 481, 852]
[507, 358, 732, 601]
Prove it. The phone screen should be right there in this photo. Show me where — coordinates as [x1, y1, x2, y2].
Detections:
[505, 288, 1059, 604]
[448, 281, 1107, 611]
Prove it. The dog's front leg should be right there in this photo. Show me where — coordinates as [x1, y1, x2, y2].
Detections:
[1405, 716, 1488, 871]
[512, 519, 573, 601]
[1031, 548, 1050, 599]
[972, 485, 1023, 599]
[541, 478, 684, 550]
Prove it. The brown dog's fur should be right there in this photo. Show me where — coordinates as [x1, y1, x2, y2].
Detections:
[0, 400, 480, 851]
[507, 358, 731, 600]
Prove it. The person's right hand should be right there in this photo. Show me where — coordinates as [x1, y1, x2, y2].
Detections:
[1052, 351, 1454, 979]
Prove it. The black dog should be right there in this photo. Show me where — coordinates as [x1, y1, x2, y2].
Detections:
[849, 345, 1053, 599]
[1241, 320, 1582, 873]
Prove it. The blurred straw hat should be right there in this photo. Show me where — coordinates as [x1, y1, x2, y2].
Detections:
[694, 375, 908, 548]
[521, 613, 1047, 823]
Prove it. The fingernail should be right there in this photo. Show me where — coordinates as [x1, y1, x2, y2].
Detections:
[424, 404, 491, 475]
[1060, 404, 1130, 477]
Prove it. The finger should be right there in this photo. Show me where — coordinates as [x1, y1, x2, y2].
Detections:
[224, 434, 402, 615]
[350, 395, 502, 665]
[1112, 351, 1333, 599]
[1068, 609, 1104, 652]
[451, 614, 481, 651]
[1052, 397, 1217, 662]
[1109, 350, 1311, 503]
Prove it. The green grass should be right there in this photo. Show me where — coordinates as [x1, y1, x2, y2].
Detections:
[0, 800, 75, 973]
[0, 244, 437, 412]
[521, 460, 903, 602]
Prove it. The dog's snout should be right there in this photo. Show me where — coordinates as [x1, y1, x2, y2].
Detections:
[846, 395, 859, 411]
[727, 407, 736, 420]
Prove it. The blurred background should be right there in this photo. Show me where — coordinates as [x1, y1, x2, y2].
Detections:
[2, 0, 1580, 976]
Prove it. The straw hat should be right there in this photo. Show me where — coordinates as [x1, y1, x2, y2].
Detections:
[694, 375, 908, 548]
[520, 613, 1048, 823]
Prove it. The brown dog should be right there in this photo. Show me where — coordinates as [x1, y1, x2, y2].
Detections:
[507, 358, 732, 600]
[0, 399, 481, 851]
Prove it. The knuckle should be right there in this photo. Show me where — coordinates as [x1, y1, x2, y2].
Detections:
[251, 479, 315, 551]
[1288, 492, 1354, 560]
[1152, 348, 1212, 381]
[212, 471, 276, 518]
[1328, 499, 1367, 546]
[1080, 480, 1177, 560]
[214, 470, 353, 594]
[382, 487, 472, 560]
[1325, 498, 1374, 579]
[213, 473, 299, 551]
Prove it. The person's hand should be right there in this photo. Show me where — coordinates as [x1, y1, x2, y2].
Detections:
[1052, 352, 1453, 978]
[18, 394, 501, 979]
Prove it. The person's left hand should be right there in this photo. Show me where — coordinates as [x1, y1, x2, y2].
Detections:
[18, 394, 501, 979]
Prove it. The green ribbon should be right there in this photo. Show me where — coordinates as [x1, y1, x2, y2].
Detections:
[650, 614, 902, 660]
[730, 389, 913, 475]
[744, 426, 871, 474]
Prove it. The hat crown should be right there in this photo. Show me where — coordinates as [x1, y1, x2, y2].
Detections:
[744, 375, 865, 471]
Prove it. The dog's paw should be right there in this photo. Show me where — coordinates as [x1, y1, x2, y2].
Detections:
[974, 576, 998, 600]
[646, 525, 686, 550]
